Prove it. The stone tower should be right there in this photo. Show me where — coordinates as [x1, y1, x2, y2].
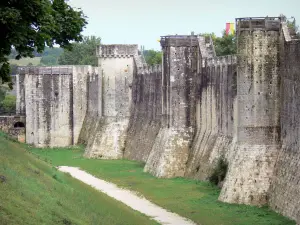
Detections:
[220, 17, 282, 205]
[84, 44, 138, 159]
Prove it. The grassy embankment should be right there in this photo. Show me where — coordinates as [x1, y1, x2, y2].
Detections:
[0, 132, 158, 225]
[9, 57, 41, 66]
[28, 145, 296, 225]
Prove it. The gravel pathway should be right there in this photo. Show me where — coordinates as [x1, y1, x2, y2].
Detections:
[58, 166, 197, 225]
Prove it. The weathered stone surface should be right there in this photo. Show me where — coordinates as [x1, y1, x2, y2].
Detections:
[185, 56, 237, 180]
[268, 22, 300, 223]
[143, 39, 197, 177]
[0, 115, 25, 142]
[124, 65, 162, 162]
[83, 45, 138, 159]
[220, 19, 281, 205]
[17, 66, 97, 147]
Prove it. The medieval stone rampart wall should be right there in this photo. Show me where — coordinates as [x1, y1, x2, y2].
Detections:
[185, 55, 237, 180]
[14, 18, 300, 224]
[17, 66, 97, 147]
[269, 23, 300, 223]
[124, 64, 162, 161]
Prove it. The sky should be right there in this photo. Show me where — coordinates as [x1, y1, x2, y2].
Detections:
[69, 0, 299, 50]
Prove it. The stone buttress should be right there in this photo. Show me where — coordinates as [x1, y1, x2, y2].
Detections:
[144, 36, 198, 177]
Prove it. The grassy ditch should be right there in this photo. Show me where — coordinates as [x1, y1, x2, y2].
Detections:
[28, 145, 296, 225]
[0, 132, 158, 225]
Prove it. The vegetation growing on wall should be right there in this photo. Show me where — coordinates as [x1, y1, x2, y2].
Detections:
[0, 0, 87, 86]
[209, 157, 228, 187]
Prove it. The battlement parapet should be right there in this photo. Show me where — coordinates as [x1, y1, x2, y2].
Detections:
[204, 55, 237, 67]
[136, 64, 162, 75]
[97, 44, 138, 58]
[18, 66, 73, 75]
[88, 72, 100, 82]
[18, 66, 99, 76]
[236, 17, 281, 32]
[160, 35, 198, 47]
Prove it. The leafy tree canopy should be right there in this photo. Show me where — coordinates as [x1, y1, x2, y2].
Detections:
[0, 94, 16, 114]
[213, 31, 236, 56]
[143, 50, 162, 66]
[58, 36, 101, 66]
[202, 31, 236, 56]
[0, 0, 87, 86]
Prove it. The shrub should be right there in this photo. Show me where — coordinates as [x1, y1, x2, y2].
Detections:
[209, 157, 228, 187]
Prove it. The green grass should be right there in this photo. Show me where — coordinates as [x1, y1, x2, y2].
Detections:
[9, 57, 41, 66]
[27, 145, 296, 225]
[0, 132, 158, 225]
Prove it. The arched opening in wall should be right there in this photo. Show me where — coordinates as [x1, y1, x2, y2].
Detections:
[14, 122, 25, 128]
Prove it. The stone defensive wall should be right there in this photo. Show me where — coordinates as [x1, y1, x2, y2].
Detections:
[16, 66, 99, 147]
[269, 20, 300, 222]
[15, 17, 300, 223]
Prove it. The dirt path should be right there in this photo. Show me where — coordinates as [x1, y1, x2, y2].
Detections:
[58, 166, 197, 225]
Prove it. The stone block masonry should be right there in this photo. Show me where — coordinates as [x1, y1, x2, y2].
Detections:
[15, 17, 300, 224]
[0, 115, 25, 142]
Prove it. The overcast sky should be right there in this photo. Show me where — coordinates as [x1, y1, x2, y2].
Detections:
[69, 0, 299, 50]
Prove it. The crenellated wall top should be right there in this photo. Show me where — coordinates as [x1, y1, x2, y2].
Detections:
[97, 44, 138, 58]
[204, 55, 237, 67]
[136, 64, 162, 75]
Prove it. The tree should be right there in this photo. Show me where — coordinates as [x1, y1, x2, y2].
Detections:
[285, 17, 300, 38]
[0, 0, 87, 86]
[0, 94, 16, 114]
[201, 31, 236, 56]
[58, 36, 100, 66]
[9, 64, 18, 75]
[213, 31, 236, 56]
[40, 55, 58, 66]
[143, 50, 162, 65]
[40, 47, 64, 65]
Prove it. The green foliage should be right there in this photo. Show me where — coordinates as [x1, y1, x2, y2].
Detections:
[0, 94, 16, 114]
[40, 47, 64, 66]
[209, 157, 228, 186]
[58, 36, 100, 66]
[9, 64, 18, 75]
[0, 0, 87, 84]
[213, 31, 236, 56]
[41, 55, 57, 66]
[0, 132, 158, 225]
[202, 31, 236, 56]
[286, 18, 300, 38]
[143, 50, 162, 65]
[28, 148, 295, 225]
[0, 86, 7, 102]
